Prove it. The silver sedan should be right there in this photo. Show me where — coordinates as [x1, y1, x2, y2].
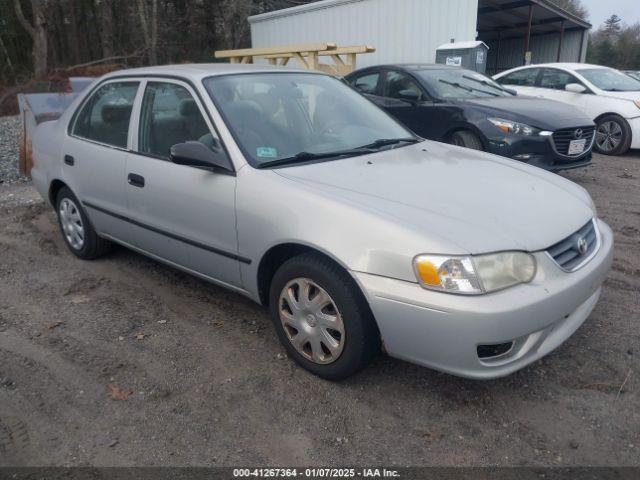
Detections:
[30, 64, 613, 380]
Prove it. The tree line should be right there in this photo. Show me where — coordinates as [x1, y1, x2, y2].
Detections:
[587, 15, 640, 71]
[0, 0, 316, 86]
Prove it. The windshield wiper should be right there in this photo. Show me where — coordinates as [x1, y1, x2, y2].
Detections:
[462, 75, 511, 94]
[357, 137, 420, 150]
[439, 79, 498, 97]
[256, 149, 372, 169]
[256, 138, 419, 169]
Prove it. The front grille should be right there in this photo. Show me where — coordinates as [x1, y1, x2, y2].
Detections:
[552, 126, 595, 157]
[547, 220, 598, 272]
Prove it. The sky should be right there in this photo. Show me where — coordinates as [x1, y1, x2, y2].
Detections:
[581, 0, 640, 28]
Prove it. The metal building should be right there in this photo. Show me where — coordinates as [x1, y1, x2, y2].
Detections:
[248, 0, 591, 73]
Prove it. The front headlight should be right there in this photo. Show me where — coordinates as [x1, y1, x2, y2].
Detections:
[488, 117, 537, 136]
[413, 252, 536, 295]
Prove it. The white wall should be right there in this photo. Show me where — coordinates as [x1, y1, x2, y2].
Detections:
[249, 0, 479, 68]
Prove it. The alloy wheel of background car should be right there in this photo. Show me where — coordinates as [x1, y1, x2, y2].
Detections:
[595, 115, 632, 156]
[56, 186, 112, 260]
[269, 252, 380, 380]
[278, 277, 345, 365]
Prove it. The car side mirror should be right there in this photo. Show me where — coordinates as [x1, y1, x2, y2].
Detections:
[170, 141, 233, 172]
[398, 89, 421, 102]
[565, 83, 587, 94]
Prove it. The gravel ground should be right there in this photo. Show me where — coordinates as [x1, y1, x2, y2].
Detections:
[0, 121, 638, 467]
[0, 115, 28, 185]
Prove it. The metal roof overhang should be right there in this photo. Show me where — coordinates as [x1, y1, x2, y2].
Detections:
[477, 0, 591, 42]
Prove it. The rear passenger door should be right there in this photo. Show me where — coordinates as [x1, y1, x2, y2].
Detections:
[64, 80, 140, 242]
[125, 79, 242, 288]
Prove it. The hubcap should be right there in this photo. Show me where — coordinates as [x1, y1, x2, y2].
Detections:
[278, 278, 345, 365]
[59, 198, 85, 250]
[596, 121, 622, 152]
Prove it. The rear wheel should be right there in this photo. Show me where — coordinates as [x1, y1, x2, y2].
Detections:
[594, 114, 632, 155]
[56, 186, 111, 259]
[449, 130, 484, 151]
[269, 253, 379, 380]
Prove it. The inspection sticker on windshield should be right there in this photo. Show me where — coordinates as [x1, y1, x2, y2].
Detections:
[257, 147, 278, 158]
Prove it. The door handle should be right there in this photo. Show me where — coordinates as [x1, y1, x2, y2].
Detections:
[64, 155, 74, 166]
[127, 173, 145, 188]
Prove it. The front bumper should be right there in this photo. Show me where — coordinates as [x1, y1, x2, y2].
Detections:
[354, 219, 614, 379]
[627, 116, 640, 149]
[486, 133, 592, 172]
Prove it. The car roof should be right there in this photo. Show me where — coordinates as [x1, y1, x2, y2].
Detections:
[348, 64, 467, 77]
[101, 63, 319, 82]
[497, 63, 611, 75]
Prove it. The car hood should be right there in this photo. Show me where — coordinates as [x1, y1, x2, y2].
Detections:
[595, 90, 640, 102]
[275, 141, 595, 254]
[460, 96, 593, 129]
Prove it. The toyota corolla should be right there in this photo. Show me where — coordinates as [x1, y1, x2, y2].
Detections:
[29, 64, 613, 380]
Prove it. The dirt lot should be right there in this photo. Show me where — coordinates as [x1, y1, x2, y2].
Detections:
[0, 152, 638, 467]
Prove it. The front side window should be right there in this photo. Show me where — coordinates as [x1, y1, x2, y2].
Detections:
[384, 71, 423, 100]
[138, 82, 219, 158]
[203, 73, 413, 167]
[539, 68, 581, 90]
[497, 68, 540, 87]
[73, 81, 139, 148]
[576, 68, 640, 92]
[350, 72, 380, 94]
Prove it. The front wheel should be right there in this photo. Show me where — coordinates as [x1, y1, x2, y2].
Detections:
[269, 253, 380, 380]
[594, 115, 632, 155]
[449, 130, 484, 151]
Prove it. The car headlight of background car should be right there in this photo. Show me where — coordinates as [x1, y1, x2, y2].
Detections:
[488, 117, 539, 136]
[413, 252, 536, 295]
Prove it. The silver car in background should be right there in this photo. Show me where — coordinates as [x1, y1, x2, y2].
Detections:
[30, 64, 613, 380]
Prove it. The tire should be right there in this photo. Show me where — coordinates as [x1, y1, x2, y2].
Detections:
[269, 252, 380, 380]
[449, 130, 484, 151]
[55, 186, 111, 260]
[594, 114, 632, 156]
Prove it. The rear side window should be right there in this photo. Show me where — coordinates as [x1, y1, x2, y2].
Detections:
[72, 82, 139, 148]
[138, 82, 219, 159]
[350, 72, 380, 94]
[539, 68, 581, 90]
[498, 68, 540, 87]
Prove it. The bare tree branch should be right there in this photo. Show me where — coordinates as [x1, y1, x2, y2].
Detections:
[14, 0, 36, 38]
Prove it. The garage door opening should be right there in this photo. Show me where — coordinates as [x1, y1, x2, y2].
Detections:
[477, 0, 591, 75]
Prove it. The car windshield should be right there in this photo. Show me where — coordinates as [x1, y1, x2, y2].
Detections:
[415, 68, 513, 99]
[577, 68, 640, 92]
[203, 73, 414, 167]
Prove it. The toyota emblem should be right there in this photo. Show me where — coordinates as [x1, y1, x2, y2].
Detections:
[574, 129, 584, 139]
[576, 237, 588, 255]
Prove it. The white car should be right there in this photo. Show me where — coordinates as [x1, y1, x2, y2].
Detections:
[494, 63, 640, 155]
